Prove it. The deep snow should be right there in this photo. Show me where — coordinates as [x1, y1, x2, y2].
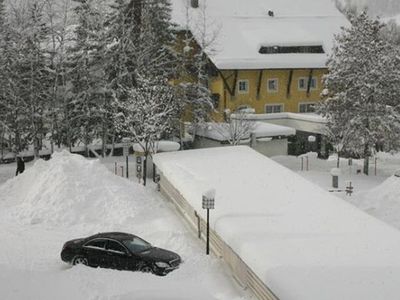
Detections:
[0, 151, 247, 300]
[154, 146, 400, 300]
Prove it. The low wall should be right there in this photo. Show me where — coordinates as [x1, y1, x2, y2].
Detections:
[158, 173, 279, 300]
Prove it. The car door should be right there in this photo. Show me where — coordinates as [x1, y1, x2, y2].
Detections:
[82, 239, 108, 268]
[105, 240, 132, 270]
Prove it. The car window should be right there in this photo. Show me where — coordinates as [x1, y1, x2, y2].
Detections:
[122, 237, 152, 253]
[107, 240, 127, 254]
[85, 239, 106, 249]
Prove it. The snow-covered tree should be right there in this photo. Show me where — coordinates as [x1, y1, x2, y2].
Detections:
[44, 0, 76, 152]
[177, 0, 216, 131]
[68, 0, 108, 156]
[115, 76, 181, 185]
[14, 2, 52, 158]
[217, 110, 255, 146]
[319, 12, 400, 174]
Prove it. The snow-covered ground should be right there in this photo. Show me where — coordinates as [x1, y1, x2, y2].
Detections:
[2, 149, 400, 300]
[0, 152, 248, 300]
[272, 152, 400, 230]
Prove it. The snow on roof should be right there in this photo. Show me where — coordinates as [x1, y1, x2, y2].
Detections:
[195, 121, 295, 141]
[240, 112, 327, 123]
[154, 146, 400, 300]
[170, 0, 349, 69]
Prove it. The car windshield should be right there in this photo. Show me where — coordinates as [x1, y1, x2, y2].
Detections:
[122, 237, 152, 253]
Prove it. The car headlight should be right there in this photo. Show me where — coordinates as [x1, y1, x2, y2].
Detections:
[155, 262, 170, 268]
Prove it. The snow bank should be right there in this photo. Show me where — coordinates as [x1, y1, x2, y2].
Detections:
[0, 151, 147, 226]
[351, 176, 400, 230]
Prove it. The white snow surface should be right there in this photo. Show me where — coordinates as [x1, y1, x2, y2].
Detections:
[0, 151, 143, 226]
[170, 0, 349, 69]
[0, 151, 247, 300]
[349, 176, 400, 230]
[132, 140, 181, 153]
[154, 146, 400, 300]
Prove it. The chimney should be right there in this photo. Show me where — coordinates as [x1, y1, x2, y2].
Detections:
[191, 0, 199, 8]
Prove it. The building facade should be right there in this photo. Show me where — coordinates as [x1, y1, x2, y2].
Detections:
[209, 68, 325, 115]
[170, 0, 348, 117]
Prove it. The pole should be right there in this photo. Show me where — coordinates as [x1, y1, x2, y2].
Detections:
[301, 157, 304, 171]
[114, 162, 117, 175]
[126, 156, 129, 178]
[375, 157, 377, 176]
[120, 166, 124, 177]
[206, 208, 210, 255]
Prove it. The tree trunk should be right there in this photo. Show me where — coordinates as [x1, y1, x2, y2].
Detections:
[337, 151, 340, 168]
[363, 144, 369, 175]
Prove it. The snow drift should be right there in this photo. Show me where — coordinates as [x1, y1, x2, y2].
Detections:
[0, 151, 147, 226]
[352, 175, 400, 230]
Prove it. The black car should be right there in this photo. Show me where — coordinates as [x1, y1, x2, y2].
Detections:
[61, 232, 181, 276]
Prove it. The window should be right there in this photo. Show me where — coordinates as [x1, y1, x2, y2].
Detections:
[259, 45, 325, 54]
[267, 79, 278, 92]
[84, 239, 106, 250]
[238, 80, 249, 94]
[298, 77, 317, 91]
[265, 104, 283, 114]
[107, 240, 127, 254]
[122, 237, 152, 253]
[299, 103, 316, 113]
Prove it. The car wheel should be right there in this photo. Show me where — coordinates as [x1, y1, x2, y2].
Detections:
[72, 256, 88, 266]
[139, 265, 153, 274]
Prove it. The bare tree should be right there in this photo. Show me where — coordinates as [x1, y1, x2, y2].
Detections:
[211, 110, 255, 146]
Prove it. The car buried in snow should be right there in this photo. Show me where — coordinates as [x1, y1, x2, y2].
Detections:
[61, 232, 181, 276]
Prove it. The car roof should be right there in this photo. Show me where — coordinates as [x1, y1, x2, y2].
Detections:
[87, 232, 138, 242]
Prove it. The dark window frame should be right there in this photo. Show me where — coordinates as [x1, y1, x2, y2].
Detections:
[259, 45, 325, 54]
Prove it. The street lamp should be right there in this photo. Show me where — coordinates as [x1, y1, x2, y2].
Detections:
[202, 189, 215, 255]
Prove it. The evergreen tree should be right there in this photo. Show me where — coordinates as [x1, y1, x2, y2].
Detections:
[319, 12, 400, 174]
[177, 0, 215, 135]
[68, 0, 107, 156]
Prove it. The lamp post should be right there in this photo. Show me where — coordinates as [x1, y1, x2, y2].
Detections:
[202, 189, 215, 255]
[122, 138, 131, 179]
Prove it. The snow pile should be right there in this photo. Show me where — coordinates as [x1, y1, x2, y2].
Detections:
[351, 176, 400, 230]
[0, 151, 147, 226]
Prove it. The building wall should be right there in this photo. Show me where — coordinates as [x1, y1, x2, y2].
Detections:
[210, 69, 325, 115]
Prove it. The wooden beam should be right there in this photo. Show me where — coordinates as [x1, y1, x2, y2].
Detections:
[287, 69, 293, 98]
[256, 70, 263, 99]
[232, 70, 238, 97]
[307, 69, 314, 97]
[217, 70, 235, 96]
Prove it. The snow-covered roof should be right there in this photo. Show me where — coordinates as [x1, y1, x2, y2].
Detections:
[195, 121, 295, 141]
[154, 146, 400, 300]
[170, 0, 349, 69]
[240, 112, 327, 123]
[239, 112, 327, 134]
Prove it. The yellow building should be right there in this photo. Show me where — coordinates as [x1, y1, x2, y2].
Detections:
[170, 0, 348, 117]
[209, 68, 326, 115]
